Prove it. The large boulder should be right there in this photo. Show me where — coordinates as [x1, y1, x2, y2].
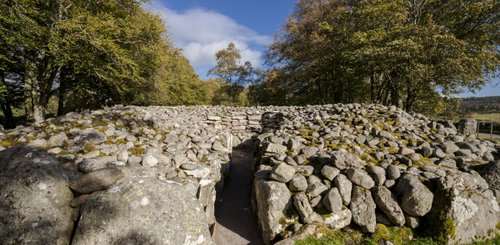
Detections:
[346, 168, 375, 189]
[334, 174, 352, 205]
[69, 168, 124, 194]
[478, 161, 500, 200]
[424, 170, 500, 244]
[322, 187, 342, 213]
[0, 146, 74, 245]
[75, 129, 107, 145]
[254, 179, 291, 244]
[457, 119, 477, 137]
[395, 175, 433, 217]
[372, 186, 405, 226]
[331, 149, 365, 169]
[72, 177, 212, 244]
[323, 207, 352, 230]
[270, 163, 296, 183]
[293, 192, 316, 224]
[350, 186, 376, 233]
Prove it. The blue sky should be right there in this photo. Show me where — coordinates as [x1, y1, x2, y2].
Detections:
[149, 0, 498, 98]
[148, 0, 295, 78]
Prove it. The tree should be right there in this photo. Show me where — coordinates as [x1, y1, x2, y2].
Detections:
[208, 42, 256, 105]
[0, 0, 202, 124]
[264, 0, 499, 113]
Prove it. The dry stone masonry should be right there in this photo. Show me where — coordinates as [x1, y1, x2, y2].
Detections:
[0, 104, 498, 245]
[250, 104, 499, 244]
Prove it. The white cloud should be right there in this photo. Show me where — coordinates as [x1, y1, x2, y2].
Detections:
[147, 2, 271, 76]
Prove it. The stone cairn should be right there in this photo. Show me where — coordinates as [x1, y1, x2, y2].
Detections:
[0, 104, 498, 245]
[251, 104, 499, 245]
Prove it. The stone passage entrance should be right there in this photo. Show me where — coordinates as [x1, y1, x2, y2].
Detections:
[213, 148, 263, 245]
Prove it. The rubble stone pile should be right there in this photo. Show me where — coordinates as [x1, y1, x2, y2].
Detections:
[0, 104, 498, 245]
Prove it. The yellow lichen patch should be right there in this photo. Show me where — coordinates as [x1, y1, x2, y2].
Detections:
[129, 146, 144, 156]
[387, 147, 399, 154]
[83, 144, 98, 153]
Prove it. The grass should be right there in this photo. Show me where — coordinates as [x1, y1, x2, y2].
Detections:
[465, 113, 500, 123]
[294, 225, 500, 245]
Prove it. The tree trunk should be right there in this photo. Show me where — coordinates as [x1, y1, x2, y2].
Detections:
[0, 73, 15, 128]
[404, 81, 415, 112]
[1, 102, 15, 129]
[32, 103, 44, 124]
[57, 73, 66, 116]
[24, 61, 45, 124]
[370, 72, 375, 103]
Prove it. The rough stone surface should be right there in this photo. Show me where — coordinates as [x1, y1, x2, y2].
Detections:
[350, 186, 376, 233]
[270, 163, 296, 183]
[346, 168, 375, 189]
[457, 119, 477, 137]
[323, 207, 352, 230]
[321, 165, 340, 181]
[334, 174, 352, 205]
[79, 158, 106, 173]
[48, 132, 69, 147]
[76, 129, 107, 145]
[366, 165, 386, 186]
[372, 186, 405, 226]
[289, 175, 308, 192]
[428, 170, 500, 244]
[293, 192, 319, 224]
[141, 155, 159, 167]
[264, 143, 287, 155]
[306, 181, 328, 197]
[322, 187, 342, 213]
[254, 179, 291, 244]
[386, 165, 401, 180]
[0, 103, 498, 245]
[478, 161, 500, 199]
[396, 175, 433, 217]
[72, 177, 212, 245]
[0, 146, 74, 245]
[69, 168, 124, 194]
[331, 149, 365, 169]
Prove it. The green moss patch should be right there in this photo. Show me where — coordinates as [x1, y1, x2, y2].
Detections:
[371, 224, 414, 245]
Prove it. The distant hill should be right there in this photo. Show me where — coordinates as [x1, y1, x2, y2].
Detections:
[460, 96, 500, 114]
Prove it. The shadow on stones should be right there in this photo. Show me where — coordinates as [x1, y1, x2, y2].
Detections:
[214, 138, 264, 245]
[74, 194, 119, 238]
[114, 230, 158, 245]
[0, 145, 70, 181]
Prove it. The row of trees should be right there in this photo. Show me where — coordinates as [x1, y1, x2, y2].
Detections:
[249, 0, 498, 114]
[0, 0, 209, 127]
[1, 0, 498, 127]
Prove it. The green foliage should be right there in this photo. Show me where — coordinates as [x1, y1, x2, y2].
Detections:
[0, 0, 206, 126]
[296, 227, 499, 245]
[262, 0, 499, 113]
[460, 96, 500, 115]
[295, 228, 367, 245]
[208, 42, 257, 105]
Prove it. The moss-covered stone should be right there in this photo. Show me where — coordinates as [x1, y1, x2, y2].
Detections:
[420, 189, 456, 244]
[371, 224, 414, 245]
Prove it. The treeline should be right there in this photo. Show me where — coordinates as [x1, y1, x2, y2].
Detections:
[460, 96, 500, 114]
[1, 0, 499, 128]
[0, 0, 214, 128]
[248, 0, 498, 116]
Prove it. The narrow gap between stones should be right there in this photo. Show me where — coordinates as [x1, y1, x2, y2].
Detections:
[213, 145, 263, 245]
[69, 209, 81, 245]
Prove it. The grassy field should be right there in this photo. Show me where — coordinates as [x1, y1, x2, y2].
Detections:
[466, 113, 500, 123]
